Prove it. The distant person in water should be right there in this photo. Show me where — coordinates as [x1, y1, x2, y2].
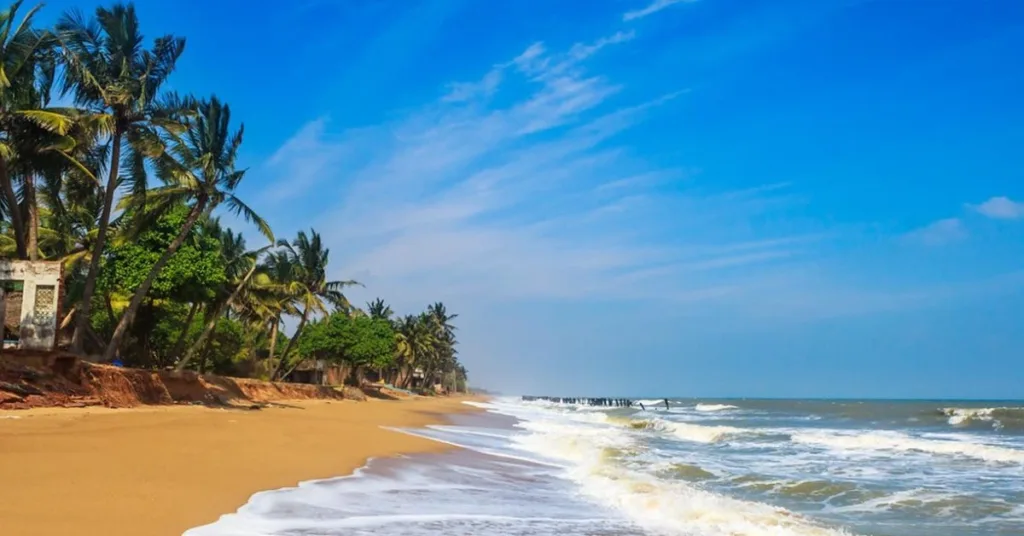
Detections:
[639, 403, 646, 411]
[664, 398, 670, 410]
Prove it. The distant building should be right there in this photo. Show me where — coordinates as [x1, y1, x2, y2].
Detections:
[0, 260, 63, 351]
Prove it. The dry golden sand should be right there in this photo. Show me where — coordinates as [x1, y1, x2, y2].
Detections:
[0, 396, 482, 536]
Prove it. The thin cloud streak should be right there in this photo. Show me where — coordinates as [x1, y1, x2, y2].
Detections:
[623, 0, 697, 21]
[902, 218, 967, 246]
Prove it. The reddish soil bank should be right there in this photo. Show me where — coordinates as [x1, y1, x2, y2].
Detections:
[0, 350, 364, 410]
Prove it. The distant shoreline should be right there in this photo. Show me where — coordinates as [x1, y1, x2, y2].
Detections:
[0, 396, 482, 536]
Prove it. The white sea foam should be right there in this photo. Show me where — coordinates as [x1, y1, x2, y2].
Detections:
[667, 421, 746, 443]
[511, 406, 854, 535]
[941, 407, 1023, 429]
[636, 399, 668, 407]
[792, 429, 1024, 464]
[695, 403, 740, 412]
[620, 416, 749, 443]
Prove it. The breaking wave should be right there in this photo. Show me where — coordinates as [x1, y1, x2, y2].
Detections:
[940, 407, 1024, 430]
[695, 403, 739, 412]
[792, 430, 1024, 464]
[618, 417, 747, 443]
[513, 414, 855, 535]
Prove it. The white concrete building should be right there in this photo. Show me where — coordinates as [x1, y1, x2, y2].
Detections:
[0, 259, 62, 351]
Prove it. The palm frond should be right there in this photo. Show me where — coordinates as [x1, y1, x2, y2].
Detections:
[223, 194, 273, 242]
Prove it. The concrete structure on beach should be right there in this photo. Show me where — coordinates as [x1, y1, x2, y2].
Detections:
[0, 260, 63, 351]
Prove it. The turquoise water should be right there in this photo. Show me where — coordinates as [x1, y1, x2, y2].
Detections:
[188, 398, 1024, 536]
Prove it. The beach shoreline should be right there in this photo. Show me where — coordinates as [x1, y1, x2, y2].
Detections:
[0, 396, 483, 536]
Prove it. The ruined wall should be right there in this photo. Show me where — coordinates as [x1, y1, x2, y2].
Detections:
[0, 260, 62, 351]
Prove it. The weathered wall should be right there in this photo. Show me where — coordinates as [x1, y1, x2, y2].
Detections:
[0, 260, 62, 351]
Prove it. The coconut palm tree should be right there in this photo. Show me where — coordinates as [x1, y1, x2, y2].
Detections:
[103, 96, 271, 361]
[57, 2, 189, 352]
[0, 1, 80, 260]
[392, 313, 434, 388]
[367, 298, 393, 320]
[269, 229, 360, 380]
[175, 226, 272, 371]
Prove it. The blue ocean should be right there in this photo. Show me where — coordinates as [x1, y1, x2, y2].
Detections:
[187, 398, 1024, 536]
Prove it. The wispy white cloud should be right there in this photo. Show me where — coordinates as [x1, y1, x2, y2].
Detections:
[971, 196, 1024, 220]
[261, 118, 349, 201]
[623, 0, 697, 22]
[903, 218, 967, 246]
[260, 31, 813, 310]
[258, 26, 1004, 324]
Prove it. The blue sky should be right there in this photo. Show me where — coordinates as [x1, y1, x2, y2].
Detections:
[43, 0, 1024, 398]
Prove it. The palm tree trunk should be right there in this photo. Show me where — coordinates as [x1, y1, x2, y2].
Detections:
[72, 129, 123, 354]
[271, 307, 308, 381]
[0, 159, 27, 259]
[103, 199, 208, 362]
[176, 301, 223, 371]
[25, 175, 38, 261]
[197, 323, 218, 374]
[104, 294, 116, 326]
[168, 302, 200, 363]
[266, 316, 279, 362]
[175, 259, 261, 371]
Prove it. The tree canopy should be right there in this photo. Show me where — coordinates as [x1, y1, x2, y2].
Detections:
[0, 1, 468, 393]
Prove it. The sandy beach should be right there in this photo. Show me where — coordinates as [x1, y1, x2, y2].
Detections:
[0, 396, 480, 536]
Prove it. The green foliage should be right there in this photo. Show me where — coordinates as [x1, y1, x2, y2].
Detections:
[99, 204, 226, 302]
[0, 1, 469, 391]
[299, 313, 396, 370]
[189, 316, 250, 376]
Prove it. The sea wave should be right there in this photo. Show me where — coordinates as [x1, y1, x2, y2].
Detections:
[792, 430, 1024, 464]
[695, 403, 739, 412]
[940, 407, 1024, 430]
[518, 413, 855, 535]
[617, 417, 747, 443]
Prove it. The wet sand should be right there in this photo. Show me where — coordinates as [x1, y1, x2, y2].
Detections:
[0, 396, 481, 536]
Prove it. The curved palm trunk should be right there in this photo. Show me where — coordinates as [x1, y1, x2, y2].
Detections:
[270, 307, 308, 381]
[176, 260, 261, 372]
[72, 129, 123, 354]
[168, 301, 200, 364]
[197, 322, 219, 375]
[103, 199, 208, 362]
[0, 159, 27, 259]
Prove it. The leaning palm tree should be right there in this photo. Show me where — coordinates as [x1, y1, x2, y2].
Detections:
[269, 229, 360, 380]
[57, 2, 189, 352]
[103, 96, 272, 362]
[174, 226, 272, 371]
[241, 249, 299, 372]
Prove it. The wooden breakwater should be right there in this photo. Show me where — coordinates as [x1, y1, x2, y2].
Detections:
[521, 395, 634, 407]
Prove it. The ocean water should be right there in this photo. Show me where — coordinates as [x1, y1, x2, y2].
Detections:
[186, 398, 1024, 536]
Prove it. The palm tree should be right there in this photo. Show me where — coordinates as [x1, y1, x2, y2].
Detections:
[422, 302, 457, 389]
[57, 2, 188, 353]
[393, 313, 434, 388]
[103, 96, 271, 362]
[0, 1, 78, 260]
[175, 226, 272, 371]
[367, 298, 392, 320]
[269, 229, 360, 380]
